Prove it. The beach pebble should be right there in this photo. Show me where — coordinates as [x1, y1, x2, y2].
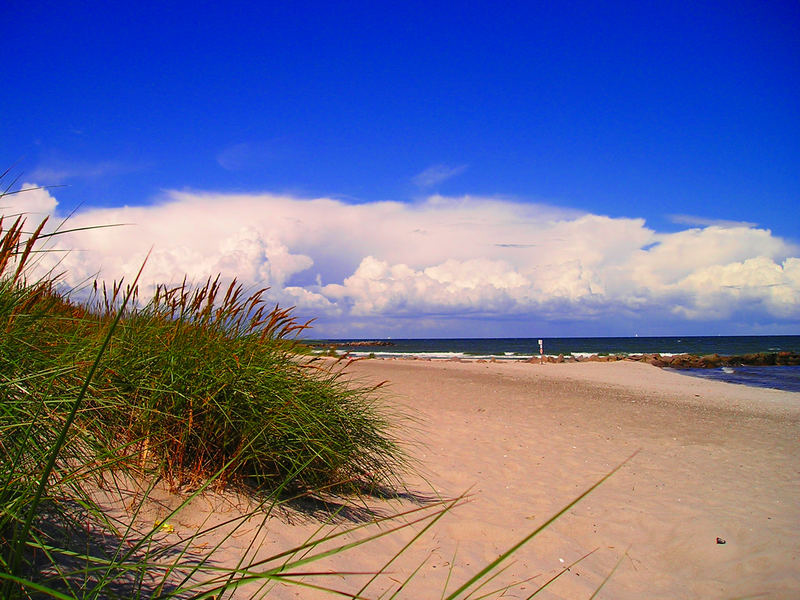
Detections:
[716, 537, 726, 544]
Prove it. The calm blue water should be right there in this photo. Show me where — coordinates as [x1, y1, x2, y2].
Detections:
[310, 336, 800, 392]
[674, 366, 800, 393]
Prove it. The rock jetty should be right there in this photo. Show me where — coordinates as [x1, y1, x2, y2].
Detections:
[531, 351, 800, 368]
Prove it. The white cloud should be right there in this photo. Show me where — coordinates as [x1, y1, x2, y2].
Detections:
[1, 184, 59, 217]
[669, 214, 758, 229]
[674, 256, 800, 319]
[27, 160, 143, 184]
[7, 186, 800, 335]
[323, 256, 531, 316]
[412, 164, 467, 187]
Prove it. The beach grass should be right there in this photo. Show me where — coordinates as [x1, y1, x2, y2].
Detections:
[83, 275, 406, 493]
[0, 207, 413, 597]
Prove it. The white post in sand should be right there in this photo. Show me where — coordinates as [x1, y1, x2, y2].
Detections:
[538, 339, 543, 364]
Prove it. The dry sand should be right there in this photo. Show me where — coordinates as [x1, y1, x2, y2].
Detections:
[127, 360, 800, 599]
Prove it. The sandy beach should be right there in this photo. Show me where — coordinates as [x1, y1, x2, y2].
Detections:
[132, 359, 800, 599]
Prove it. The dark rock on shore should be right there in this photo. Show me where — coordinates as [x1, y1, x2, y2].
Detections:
[562, 352, 800, 368]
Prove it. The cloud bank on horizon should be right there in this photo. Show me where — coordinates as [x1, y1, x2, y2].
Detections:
[9, 186, 800, 337]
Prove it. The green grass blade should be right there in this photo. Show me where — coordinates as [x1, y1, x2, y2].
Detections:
[6, 252, 149, 589]
[444, 451, 638, 599]
[0, 572, 81, 600]
[524, 547, 598, 598]
[588, 544, 630, 600]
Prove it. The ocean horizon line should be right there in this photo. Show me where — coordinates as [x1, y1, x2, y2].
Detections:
[304, 335, 800, 392]
[309, 333, 800, 341]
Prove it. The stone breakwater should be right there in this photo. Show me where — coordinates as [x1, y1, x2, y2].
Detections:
[526, 351, 800, 369]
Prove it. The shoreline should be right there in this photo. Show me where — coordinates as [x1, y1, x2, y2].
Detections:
[333, 353, 800, 394]
[328, 350, 800, 368]
[133, 359, 800, 599]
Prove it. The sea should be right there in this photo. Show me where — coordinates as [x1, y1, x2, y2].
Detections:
[309, 336, 800, 393]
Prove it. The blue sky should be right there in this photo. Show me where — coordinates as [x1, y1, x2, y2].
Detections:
[3, 1, 799, 337]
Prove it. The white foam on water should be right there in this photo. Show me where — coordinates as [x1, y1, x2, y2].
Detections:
[334, 350, 537, 360]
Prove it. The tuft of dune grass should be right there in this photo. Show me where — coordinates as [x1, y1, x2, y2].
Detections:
[1, 218, 407, 496]
[84, 276, 407, 492]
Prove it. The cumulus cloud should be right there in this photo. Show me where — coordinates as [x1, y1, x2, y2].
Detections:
[6, 186, 800, 335]
[674, 256, 800, 319]
[412, 164, 467, 187]
[323, 256, 531, 316]
[1, 184, 59, 216]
